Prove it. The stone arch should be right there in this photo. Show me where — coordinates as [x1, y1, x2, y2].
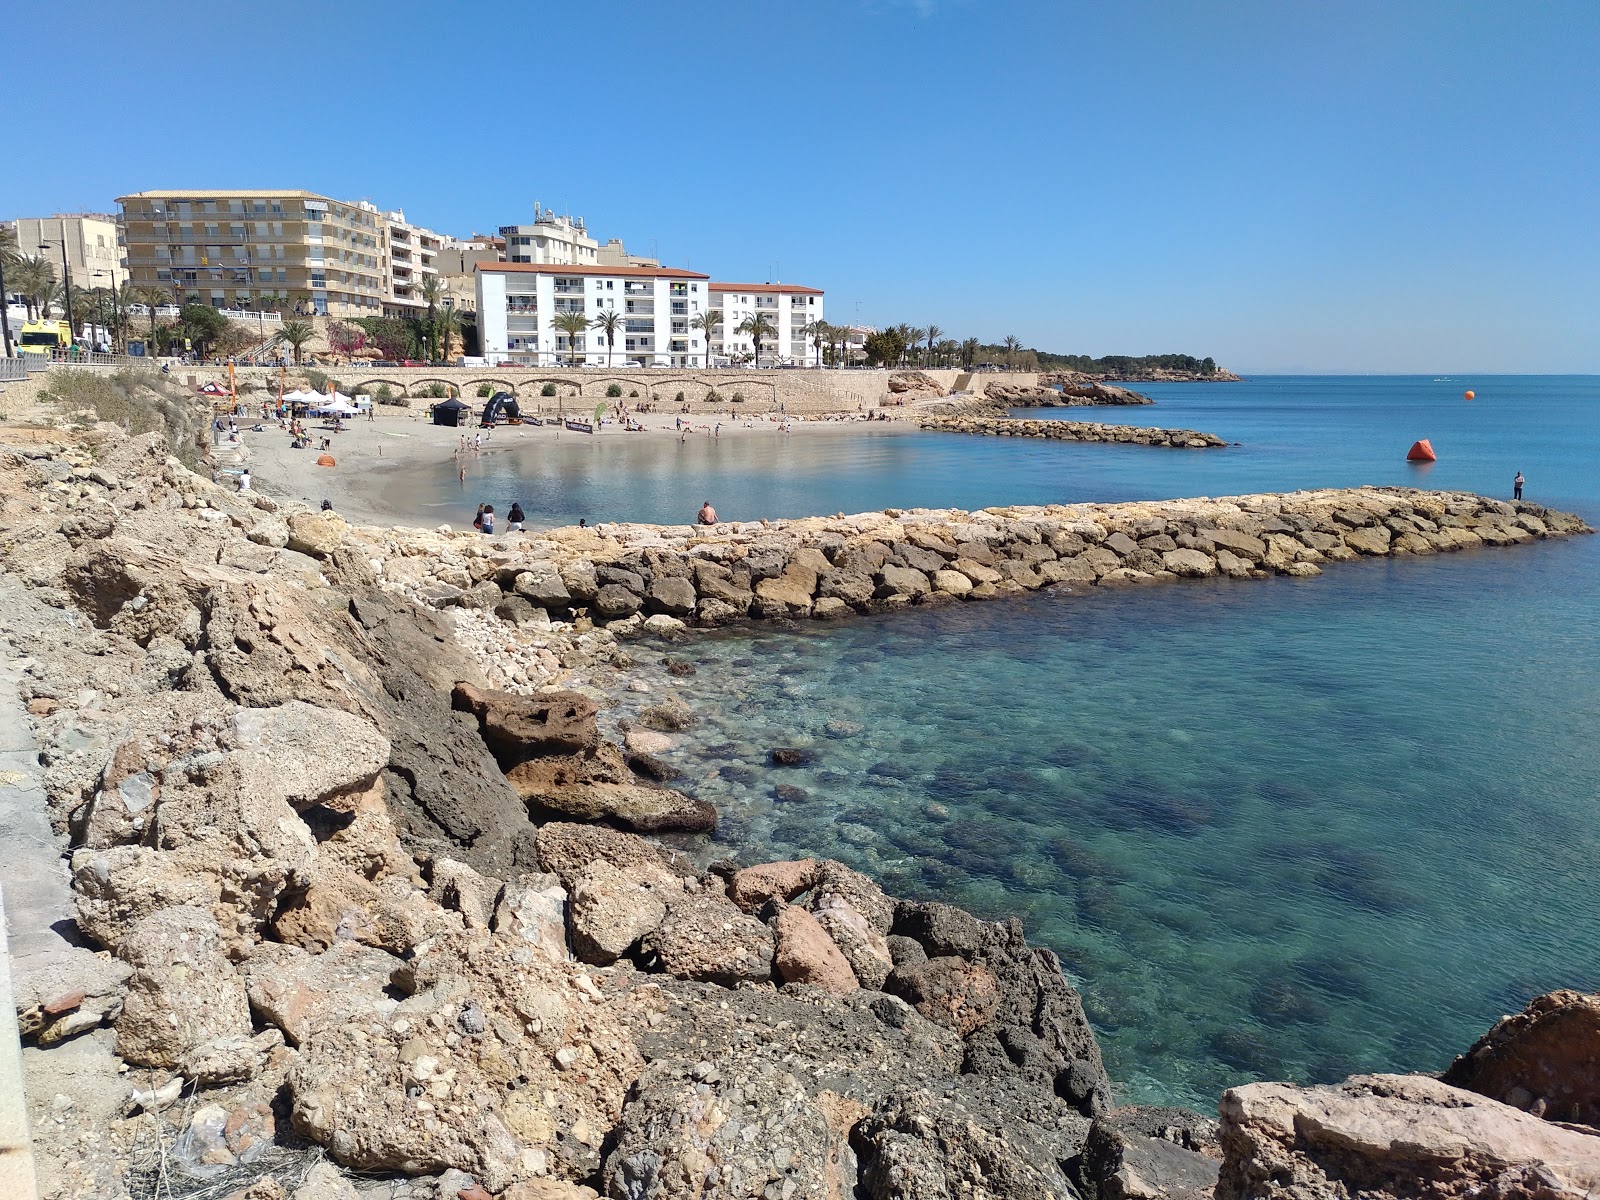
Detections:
[583, 375, 651, 399]
[460, 377, 520, 398]
[406, 377, 460, 399]
[350, 377, 408, 396]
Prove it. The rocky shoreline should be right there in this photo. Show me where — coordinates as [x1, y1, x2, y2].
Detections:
[978, 380, 1156, 408]
[919, 415, 1227, 448]
[3, 427, 1598, 1200]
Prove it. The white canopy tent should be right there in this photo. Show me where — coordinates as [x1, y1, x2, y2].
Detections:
[312, 394, 360, 415]
[282, 388, 323, 404]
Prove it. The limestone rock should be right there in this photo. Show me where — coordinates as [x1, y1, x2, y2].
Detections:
[512, 566, 572, 607]
[729, 858, 820, 912]
[647, 893, 775, 985]
[814, 892, 894, 991]
[774, 905, 859, 997]
[491, 872, 570, 962]
[509, 758, 716, 834]
[1216, 1073, 1600, 1200]
[602, 1058, 853, 1199]
[244, 940, 402, 1047]
[568, 860, 669, 964]
[884, 957, 999, 1036]
[451, 683, 599, 766]
[114, 905, 255, 1076]
[1442, 989, 1600, 1124]
[534, 822, 686, 889]
[1078, 1107, 1221, 1200]
[1343, 525, 1393, 555]
[286, 511, 346, 557]
[1161, 548, 1218, 578]
[646, 575, 697, 616]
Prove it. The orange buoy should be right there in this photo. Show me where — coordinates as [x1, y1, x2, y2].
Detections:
[1406, 439, 1436, 462]
[315, 453, 336, 467]
[1464, 390, 1475, 401]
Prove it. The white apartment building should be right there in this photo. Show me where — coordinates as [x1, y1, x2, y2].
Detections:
[708, 283, 825, 366]
[477, 262, 713, 367]
[500, 207, 600, 267]
[378, 207, 443, 318]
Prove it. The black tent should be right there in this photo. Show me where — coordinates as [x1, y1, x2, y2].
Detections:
[481, 391, 523, 425]
[431, 397, 470, 427]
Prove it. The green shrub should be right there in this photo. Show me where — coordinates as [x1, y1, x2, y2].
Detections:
[674, 390, 685, 403]
[417, 382, 448, 399]
[374, 384, 393, 403]
[605, 383, 623, 398]
[305, 369, 330, 392]
[541, 382, 558, 397]
[705, 389, 723, 403]
[478, 383, 493, 397]
[629, 389, 639, 398]
[731, 391, 746, 404]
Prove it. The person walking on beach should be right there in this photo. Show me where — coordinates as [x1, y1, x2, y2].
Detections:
[1513, 471, 1525, 500]
[697, 500, 718, 526]
[507, 502, 525, 532]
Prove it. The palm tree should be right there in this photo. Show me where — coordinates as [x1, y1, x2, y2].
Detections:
[279, 320, 314, 365]
[591, 309, 623, 366]
[436, 304, 462, 364]
[691, 309, 723, 366]
[415, 274, 446, 362]
[12, 255, 55, 319]
[961, 337, 980, 369]
[802, 320, 830, 368]
[1002, 335, 1022, 370]
[551, 310, 590, 366]
[890, 324, 918, 367]
[132, 285, 170, 351]
[737, 311, 777, 368]
[924, 324, 944, 368]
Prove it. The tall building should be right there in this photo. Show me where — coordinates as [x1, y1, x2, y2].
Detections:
[116, 189, 383, 317]
[500, 208, 599, 267]
[8, 214, 126, 291]
[378, 208, 444, 319]
[477, 262, 713, 367]
[435, 235, 503, 312]
[707, 283, 825, 366]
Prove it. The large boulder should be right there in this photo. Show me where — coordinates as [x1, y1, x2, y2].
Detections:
[114, 905, 259, 1079]
[1442, 990, 1600, 1124]
[509, 751, 716, 834]
[1216, 1073, 1600, 1200]
[451, 683, 599, 766]
[286, 511, 346, 557]
[534, 822, 687, 889]
[884, 957, 999, 1036]
[243, 940, 403, 1048]
[773, 905, 859, 997]
[646, 893, 775, 985]
[601, 1058, 854, 1200]
[567, 860, 671, 965]
[1077, 1107, 1221, 1200]
[729, 859, 820, 912]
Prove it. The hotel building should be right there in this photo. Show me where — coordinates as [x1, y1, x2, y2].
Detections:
[707, 283, 826, 365]
[476, 262, 714, 367]
[116, 189, 383, 316]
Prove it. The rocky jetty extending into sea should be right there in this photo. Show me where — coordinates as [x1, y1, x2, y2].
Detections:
[919, 414, 1227, 448]
[979, 380, 1156, 408]
[3, 426, 1598, 1200]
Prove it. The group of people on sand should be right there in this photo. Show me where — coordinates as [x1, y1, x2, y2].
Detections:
[472, 501, 526, 536]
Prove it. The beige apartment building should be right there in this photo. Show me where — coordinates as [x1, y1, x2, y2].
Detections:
[116, 189, 383, 317]
[8, 214, 126, 291]
[379, 208, 444, 319]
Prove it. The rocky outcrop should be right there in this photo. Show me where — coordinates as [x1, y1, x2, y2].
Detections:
[1216, 1073, 1600, 1200]
[1442, 990, 1600, 1124]
[987, 380, 1155, 407]
[922, 414, 1226, 447]
[1076, 1107, 1221, 1200]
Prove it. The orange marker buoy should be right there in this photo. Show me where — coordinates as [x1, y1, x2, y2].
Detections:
[1406, 439, 1436, 462]
[1464, 390, 1475, 401]
[315, 453, 337, 467]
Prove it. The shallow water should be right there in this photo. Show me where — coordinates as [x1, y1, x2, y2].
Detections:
[551, 375, 1600, 1108]
[395, 375, 1598, 526]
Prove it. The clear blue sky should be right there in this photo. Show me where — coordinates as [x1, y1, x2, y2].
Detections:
[9, 1, 1598, 372]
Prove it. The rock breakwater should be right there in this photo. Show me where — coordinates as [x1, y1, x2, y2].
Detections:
[980, 380, 1155, 407]
[920, 414, 1227, 447]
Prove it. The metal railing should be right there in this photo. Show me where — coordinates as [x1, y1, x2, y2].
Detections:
[9, 349, 158, 370]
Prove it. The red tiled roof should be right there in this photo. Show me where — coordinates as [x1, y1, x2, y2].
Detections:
[476, 262, 708, 279]
[709, 282, 824, 295]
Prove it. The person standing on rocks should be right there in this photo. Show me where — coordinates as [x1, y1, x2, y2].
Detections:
[1514, 471, 1525, 500]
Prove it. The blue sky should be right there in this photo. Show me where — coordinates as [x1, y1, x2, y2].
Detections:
[8, 1, 1597, 372]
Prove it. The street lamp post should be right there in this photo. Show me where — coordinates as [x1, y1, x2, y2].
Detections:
[0, 252, 13, 357]
[39, 239, 76, 348]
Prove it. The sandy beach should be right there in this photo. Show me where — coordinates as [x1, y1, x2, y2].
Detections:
[234, 404, 895, 528]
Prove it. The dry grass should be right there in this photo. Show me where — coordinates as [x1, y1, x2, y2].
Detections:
[38, 370, 211, 467]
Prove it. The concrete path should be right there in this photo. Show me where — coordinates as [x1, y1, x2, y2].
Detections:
[0, 653, 52, 1200]
[0, 653, 77, 1003]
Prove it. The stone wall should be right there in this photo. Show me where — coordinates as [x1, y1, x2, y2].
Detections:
[195, 366, 1043, 417]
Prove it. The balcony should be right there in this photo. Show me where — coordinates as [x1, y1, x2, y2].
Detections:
[625, 300, 654, 315]
[554, 281, 585, 296]
[755, 298, 779, 310]
[670, 302, 687, 315]
[624, 282, 652, 295]
[554, 299, 585, 313]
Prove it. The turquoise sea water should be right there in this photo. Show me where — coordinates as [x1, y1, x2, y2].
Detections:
[422, 377, 1599, 1108]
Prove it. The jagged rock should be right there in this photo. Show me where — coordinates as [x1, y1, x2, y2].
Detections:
[492, 872, 570, 962]
[601, 1058, 853, 1199]
[646, 893, 775, 985]
[534, 822, 687, 889]
[243, 940, 402, 1047]
[1078, 1107, 1221, 1200]
[594, 583, 644, 618]
[1442, 989, 1600, 1124]
[729, 859, 820, 911]
[513, 566, 572, 607]
[853, 1088, 1080, 1199]
[509, 754, 716, 834]
[451, 683, 599, 765]
[114, 905, 255, 1076]
[286, 511, 347, 557]
[813, 860, 895, 935]
[427, 856, 503, 930]
[568, 860, 670, 965]
[892, 900, 988, 957]
[885, 957, 999, 1036]
[814, 893, 894, 991]
[1216, 1073, 1600, 1200]
[646, 575, 697, 616]
[288, 929, 643, 1189]
[774, 904, 859, 997]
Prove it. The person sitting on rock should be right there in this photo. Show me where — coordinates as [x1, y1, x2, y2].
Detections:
[697, 501, 717, 526]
